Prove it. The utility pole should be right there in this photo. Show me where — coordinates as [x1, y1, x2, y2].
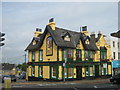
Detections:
[25, 54, 26, 64]
[63, 58, 67, 82]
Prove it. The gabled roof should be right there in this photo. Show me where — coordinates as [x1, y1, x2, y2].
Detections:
[2, 63, 16, 70]
[25, 25, 98, 51]
[25, 34, 43, 51]
[111, 30, 120, 38]
[81, 34, 98, 51]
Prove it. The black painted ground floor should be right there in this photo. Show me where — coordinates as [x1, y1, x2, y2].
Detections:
[26, 61, 112, 81]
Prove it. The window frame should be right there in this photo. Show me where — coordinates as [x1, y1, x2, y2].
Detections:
[32, 66, 35, 76]
[118, 42, 120, 48]
[84, 50, 89, 60]
[85, 67, 89, 76]
[113, 41, 115, 47]
[68, 49, 73, 59]
[51, 67, 57, 78]
[39, 50, 43, 61]
[113, 52, 116, 59]
[32, 51, 35, 61]
[100, 49, 107, 59]
[68, 68, 74, 78]
[39, 66, 43, 77]
[76, 49, 82, 60]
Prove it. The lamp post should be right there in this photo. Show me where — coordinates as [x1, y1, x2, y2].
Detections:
[63, 58, 67, 82]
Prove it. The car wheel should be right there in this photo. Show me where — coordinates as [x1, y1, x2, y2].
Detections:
[14, 79, 16, 82]
[113, 80, 117, 84]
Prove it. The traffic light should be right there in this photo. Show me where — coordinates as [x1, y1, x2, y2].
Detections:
[0, 32, 5, 46]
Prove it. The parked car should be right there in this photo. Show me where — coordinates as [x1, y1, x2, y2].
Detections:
[19, 73, 26, 79]
[110, 73, 120, 84]
[2, 75, 17, 83]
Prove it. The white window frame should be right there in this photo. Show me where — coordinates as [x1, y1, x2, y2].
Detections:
[39, 50, 43, 61]
[32, 66, 35, 76]
[52, 67, 56, 78]
[32, 51, 35, 61]
[39, 66, 43, 77]
[90, 67, 93, 76]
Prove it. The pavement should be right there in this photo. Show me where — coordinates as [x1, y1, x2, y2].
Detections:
[11, 78, 111, 85]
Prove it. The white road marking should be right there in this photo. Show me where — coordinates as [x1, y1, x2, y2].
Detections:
[37, 83, 57, 86]
[37, 84, 45, 86]
[12, 86, 23, 87]
[70, 83, 76, 84]
[93, 86, 98, 88]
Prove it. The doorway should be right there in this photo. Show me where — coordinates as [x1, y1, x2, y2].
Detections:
[95, 65, 99, 78]
[76, 66, 82, 80]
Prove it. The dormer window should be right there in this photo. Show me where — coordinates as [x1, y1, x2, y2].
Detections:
[32, 37, 40, 45]
[64, 35, 70, 41]
[85, 39, 89, 44]
[63, 32, 71, 41]
[33, 40, 36, 45]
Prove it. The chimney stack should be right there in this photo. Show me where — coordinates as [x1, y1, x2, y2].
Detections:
[82, 26, 87, 31]
[98, 31, 102, 39]
[34, 28, 42, 37]
[81, 26, 88, 36]
[48, 18, 56, 30]
[90, 32, 96, 43]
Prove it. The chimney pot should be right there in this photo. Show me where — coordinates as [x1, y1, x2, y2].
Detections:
[82, 26, 87, 31]
[36, 28, 39, 31]
[36, 28, 42, 32]
[49, 18, 54, 23]
[39, 29, 42, 32]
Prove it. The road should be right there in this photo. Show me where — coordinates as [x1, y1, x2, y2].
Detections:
[12, 82, 120, 89]
[2, 79, 120, 90]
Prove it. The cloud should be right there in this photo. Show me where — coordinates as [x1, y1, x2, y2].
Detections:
[2, 2, 118, 64]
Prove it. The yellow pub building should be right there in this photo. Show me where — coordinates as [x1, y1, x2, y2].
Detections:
[25, 18, 112, 81]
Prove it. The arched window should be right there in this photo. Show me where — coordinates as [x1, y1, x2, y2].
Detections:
[46, 36, 53, 56]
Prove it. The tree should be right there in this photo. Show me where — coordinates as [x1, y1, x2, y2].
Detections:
[16, 63, 28, 72]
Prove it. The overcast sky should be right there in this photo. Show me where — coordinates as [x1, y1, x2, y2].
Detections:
[2, 2, 118, 64]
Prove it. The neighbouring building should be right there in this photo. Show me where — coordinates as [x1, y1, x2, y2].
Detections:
[2, 63, 17, 75]
[25, 18, 112, 81]
[108, 30, 120, 75]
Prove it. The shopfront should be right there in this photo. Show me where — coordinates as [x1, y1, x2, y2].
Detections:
[112, 60, 120, 75]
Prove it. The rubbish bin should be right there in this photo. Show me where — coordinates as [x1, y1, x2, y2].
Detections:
[4, 77, 11, 88]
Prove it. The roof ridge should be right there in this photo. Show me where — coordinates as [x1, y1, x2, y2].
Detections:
[55, 27, 80, 34]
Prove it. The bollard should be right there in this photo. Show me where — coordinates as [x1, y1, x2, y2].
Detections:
[4, 77, 11, 88]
